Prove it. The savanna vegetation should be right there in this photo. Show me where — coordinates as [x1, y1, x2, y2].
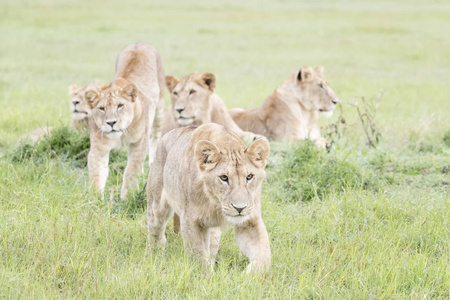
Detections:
[1, 0, 449, 298]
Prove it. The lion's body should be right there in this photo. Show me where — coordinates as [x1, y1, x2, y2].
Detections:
[16, 126, 54, 144]
[163, 73, 262, 141]
[86, 43, 165, 199]
[147, 123, 271, 272]
[230, 66, 338, 148]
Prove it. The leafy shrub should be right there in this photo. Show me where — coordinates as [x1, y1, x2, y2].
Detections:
[266, 141, 380, 202]
[443, 130, 450, 148]
[5, 126, 127, 169]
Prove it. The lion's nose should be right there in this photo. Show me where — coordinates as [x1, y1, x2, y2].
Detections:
[107, 121, 117, 128]
[175, 108, 184, 114]
[231, 203, 247, 214]
[72, 100, 80, 106]
[332, 98, 339, 105]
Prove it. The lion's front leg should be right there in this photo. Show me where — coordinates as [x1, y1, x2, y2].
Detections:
[235, 217, 271, 273]
[121, 140, 148, 199]
[240, 130, 267, 143]
[148, 97, 165, 166]
[209, 227, 222, 263]
[88, 141, 111, 195]
[181, 217, 212, 270]
[147, 190, 172, 248]
[310, 123, 329, 149]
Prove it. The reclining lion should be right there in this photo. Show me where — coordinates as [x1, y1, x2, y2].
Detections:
[16, 82, 99, 143]
[84, 43, 165, 199]
[147, 123, 271, 272]
[229, 66, 339, 148]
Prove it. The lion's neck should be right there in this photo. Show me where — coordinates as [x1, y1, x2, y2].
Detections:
[275, 75, 303, 105]
[261, 75, 318, 139]
[128, 96, 144, 130]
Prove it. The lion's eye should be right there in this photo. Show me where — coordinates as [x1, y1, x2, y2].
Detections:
[189, 90, 196, 95]
[99, 107, 105, 112]
[246, 174, 254, 181]
[319, 83, 324, 89]
[118, 104, 124, 110]
[219, 175, 228, 182]
[173, 91, 178, 96]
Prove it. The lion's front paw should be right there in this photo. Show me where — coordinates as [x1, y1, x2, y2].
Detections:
[245, 259, 270, 274]
[314, 137, 330, 150]
[252, 134, 268, 142]
[149, 234, 166, 250]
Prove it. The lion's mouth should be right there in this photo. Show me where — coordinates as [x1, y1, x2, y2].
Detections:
[320, 110, 334, 118]
[73, 110, 88, 114]
[225, 214, 250, 224]
[105, 130, 123, 138]
[72, 110, 89, 120]
[177, 116, 194, 126]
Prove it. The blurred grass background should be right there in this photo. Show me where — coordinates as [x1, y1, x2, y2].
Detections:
[1, 0, 449, 146]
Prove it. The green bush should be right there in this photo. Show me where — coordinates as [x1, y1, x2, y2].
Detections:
[443, 130, 450, 148]
[267, 141, 380, 202]
[5, 126, 127, 169]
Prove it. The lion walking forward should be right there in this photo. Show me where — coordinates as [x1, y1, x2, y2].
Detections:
[147, 123, 271, 272]
[85, 43, 165, 199]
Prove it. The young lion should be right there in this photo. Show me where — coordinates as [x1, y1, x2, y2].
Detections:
[69, 82, 100, 130]
[147, 123, 271, 272]
[163, 72, 262, 141]
[85, 43, 165, 199]
[229, 66, 339, 149]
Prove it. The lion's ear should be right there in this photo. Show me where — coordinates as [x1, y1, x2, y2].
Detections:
[198, 73, 216, 92]
[297, 66, 314, 82]
[246, 138, 270, 169]
[85, 90, 100, 109]
[121, 83, 138, 102]
[315, 66, 324, 74]
[69, 84, 78, 94]
[194, 140, 221, 171]
[165, 75, 179, 93]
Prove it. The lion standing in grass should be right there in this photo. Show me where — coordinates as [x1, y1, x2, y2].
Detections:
[85, 43, 165, 199]
[147, 123, 271, 272]
[229, 66, 339, 149]
[162, 72, 262, 141]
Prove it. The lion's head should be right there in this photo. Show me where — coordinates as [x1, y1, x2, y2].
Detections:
[84, 78, 138, 139]
[193, 125, 270, 224]
[165, 73, 216, 126]
[293, 66, 339, 117]
[69, 83, 98, 121]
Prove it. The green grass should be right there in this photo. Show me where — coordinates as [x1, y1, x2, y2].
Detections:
[1, 0, 450, 298]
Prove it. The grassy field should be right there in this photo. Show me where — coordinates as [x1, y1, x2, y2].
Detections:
[1, 0, 450, 298]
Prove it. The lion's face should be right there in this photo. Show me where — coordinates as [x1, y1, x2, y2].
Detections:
[69, 83, 96, 121]
[194, 138, 270, 225]
[85, 79, 138, 139]
[165, 73, 216, 126]
[295, 66, 339, 116]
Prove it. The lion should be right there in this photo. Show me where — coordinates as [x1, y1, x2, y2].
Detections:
[84, 43, 165, 199]
[147, 123, 271, 273]
[163, 72, 262, 141]
[69, 82, 100, 130]
[229, 66, 339, 149]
